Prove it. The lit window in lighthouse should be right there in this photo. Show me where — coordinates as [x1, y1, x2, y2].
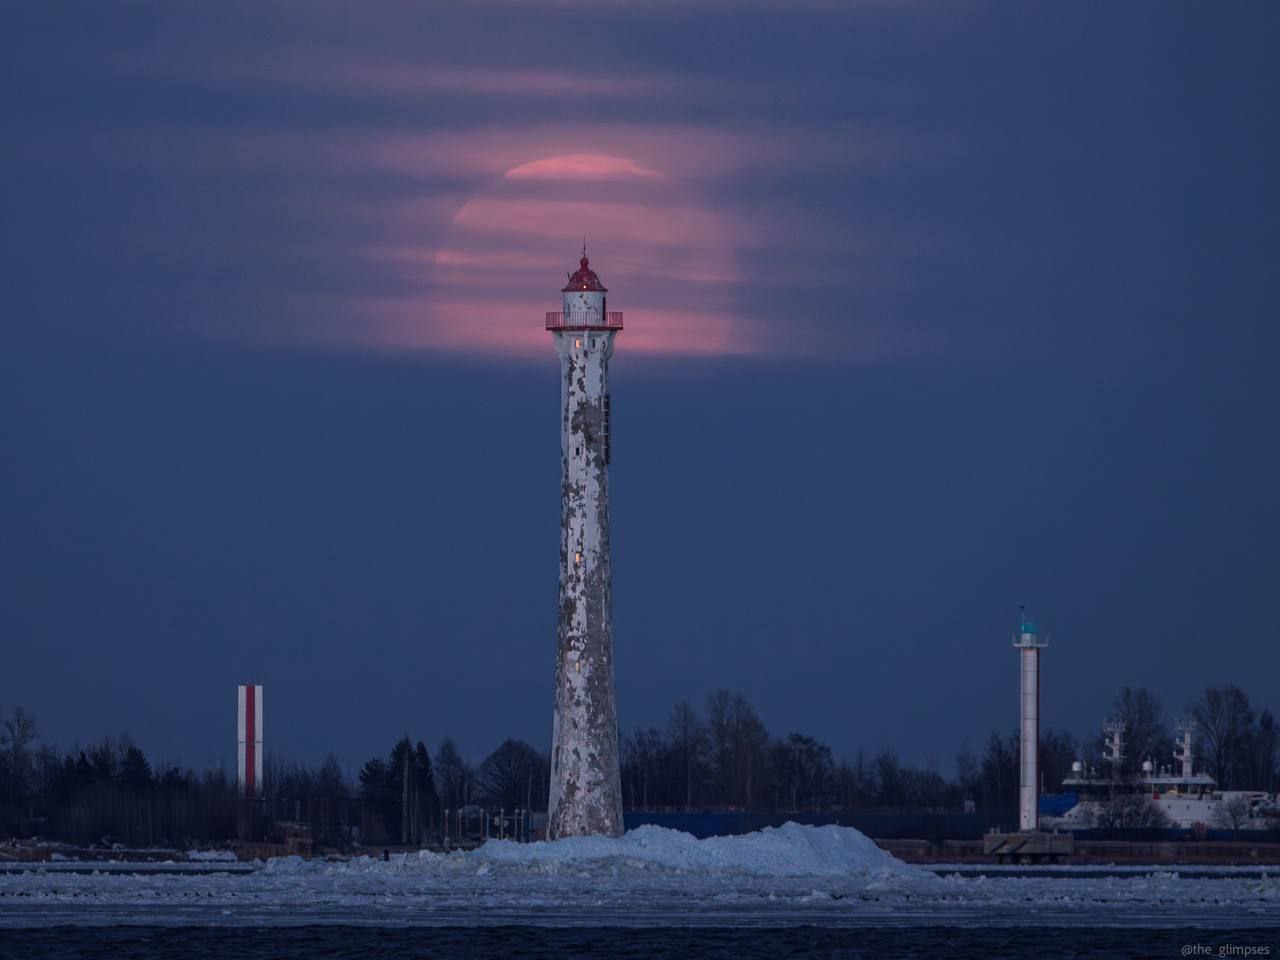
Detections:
[575, 338, 581, 349]
[574, 551, 582, 565]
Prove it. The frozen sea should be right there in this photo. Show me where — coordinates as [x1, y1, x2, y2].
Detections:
[1, 824, 1277, 958]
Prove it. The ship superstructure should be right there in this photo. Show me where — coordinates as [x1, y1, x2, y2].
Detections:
[1046, 717, 1278, 830]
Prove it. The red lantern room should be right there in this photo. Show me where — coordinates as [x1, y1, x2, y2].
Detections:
[546, 248, 624, 332]
[562, 255, 608, 293]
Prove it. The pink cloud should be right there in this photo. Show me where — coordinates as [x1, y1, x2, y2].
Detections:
[479, 0, 907, 11]
[346, 125, 746, 182]
[95, 118, 907, 194]
[292, 297, 762, 360]
[427, 248, 566, 271]
[618, 308, 757, 357]
[505, 154, 665, 182]
[335, 64, 669, 99]
[37, 78, 925, 363]
[144, 49, 675, 102]
[452, 197, 741, 250]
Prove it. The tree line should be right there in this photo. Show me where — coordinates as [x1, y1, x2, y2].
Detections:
[619, 690, 959, 812]
[1, 683, 1275, 847]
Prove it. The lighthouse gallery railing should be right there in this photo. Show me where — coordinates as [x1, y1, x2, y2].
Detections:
[546, 312, 624, 331]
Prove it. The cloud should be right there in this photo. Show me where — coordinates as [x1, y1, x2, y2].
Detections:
[352, 151, 755, 358]
[7, 1, 946, 366]
[298, 296, 762, 359]
[210, 57, 676, 101]
[505, 154, 665, 182]
[452, 197, 742, 250]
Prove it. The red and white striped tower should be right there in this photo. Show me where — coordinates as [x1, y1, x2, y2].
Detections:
[237, 684, 263, 797]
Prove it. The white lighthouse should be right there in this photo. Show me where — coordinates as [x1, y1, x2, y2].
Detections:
[1013, 610, 1048, 832]
[985, 610, 1071, 862]
[545, 248, 625, 839]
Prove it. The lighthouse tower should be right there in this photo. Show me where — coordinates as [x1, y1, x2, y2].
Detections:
[545, 249, 625, 839]
[985, 609, 1071, 862]
[1013, 610, 1048, 831]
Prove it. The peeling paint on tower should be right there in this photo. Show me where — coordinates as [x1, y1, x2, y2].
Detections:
[545, 251, 625, 839]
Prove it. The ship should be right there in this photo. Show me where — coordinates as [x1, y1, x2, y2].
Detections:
[1042, 718, 1279, 831]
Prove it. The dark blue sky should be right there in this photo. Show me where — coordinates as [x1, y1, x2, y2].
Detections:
[2, 1, 1277, 775]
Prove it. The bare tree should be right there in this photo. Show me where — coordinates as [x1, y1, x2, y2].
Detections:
[477, 739, 542, 811]
[1092, 793, 1171, 830]
[771, 733, 834, 811]
[706, 689, 736, 803]
[732, 695, 769, 808]
[434, 737, 470, 810]
[401, 742, 411, 844]
[836, 751, 874, 810]
[1193, 686, 1254, 788]
[706, 690, 769, 808]
[2, 706, 39, 803]
[314, 753, 351, 849]
[1211, 794, 1253, 837]
[955, 739, 980, 804]
[978, 732, 1017, 814]
[1247, 710, 1279, 793]
[35, 745, 61, 803]
[1039, 728, 1080, 793]
[1113, 687, 1169, 777]
[873, 749, 907, 807]
[621, 728, 668, 810]
[667, 701, 707, 810]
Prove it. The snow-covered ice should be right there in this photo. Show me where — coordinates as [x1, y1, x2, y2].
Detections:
[186, 850, 238, 863]
[472, 822, 915, 878]
[1, 823, 1276, 929]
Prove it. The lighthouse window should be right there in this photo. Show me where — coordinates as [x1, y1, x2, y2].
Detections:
[574, 338, 581, 349]
[574, 551, 582, 565]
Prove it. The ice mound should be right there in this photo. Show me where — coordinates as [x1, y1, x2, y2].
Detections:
[186, 849, 237, 862]
[473, 822, 921, 879]
[262, 855, 308, 873]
